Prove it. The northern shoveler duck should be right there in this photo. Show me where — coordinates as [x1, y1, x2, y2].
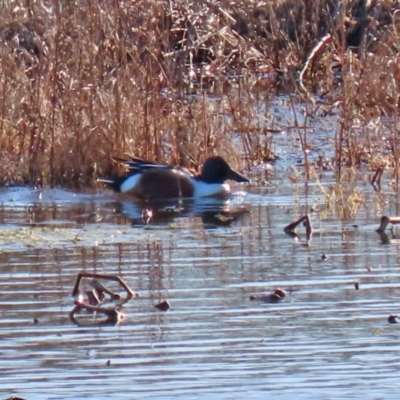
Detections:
[99, 156, 249, 200]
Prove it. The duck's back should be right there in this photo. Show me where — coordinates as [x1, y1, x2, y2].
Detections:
[122, 168, 195, 200]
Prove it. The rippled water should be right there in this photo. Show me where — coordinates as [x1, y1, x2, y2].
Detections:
[1, 171, 400, 399]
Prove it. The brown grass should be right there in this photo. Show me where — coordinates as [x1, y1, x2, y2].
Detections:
[0, 0, 399, 187]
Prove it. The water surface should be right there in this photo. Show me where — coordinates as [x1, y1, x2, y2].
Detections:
[1, 172, 400, 400]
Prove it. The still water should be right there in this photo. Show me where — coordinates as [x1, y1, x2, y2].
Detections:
[0, 173, 400, 400]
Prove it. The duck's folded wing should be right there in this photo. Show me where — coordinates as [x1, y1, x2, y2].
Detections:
[112, 156, 171, 172]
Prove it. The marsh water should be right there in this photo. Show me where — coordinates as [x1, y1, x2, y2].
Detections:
[2, 102, 400, 399]
[1, 168, 400, 400]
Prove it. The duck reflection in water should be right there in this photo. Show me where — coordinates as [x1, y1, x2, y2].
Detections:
[111, 195, 250, 228]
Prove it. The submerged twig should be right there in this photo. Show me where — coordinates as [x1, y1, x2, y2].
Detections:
[371, 166, 384, 190]
[376, 216, 400, 233]
[284, 214, 313, 243]
[376, 216, 400, 244]
[250, 288, 287, 303]
[70, 301, 125, 326]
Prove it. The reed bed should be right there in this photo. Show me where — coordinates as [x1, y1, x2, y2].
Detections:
[0, 0, 398, 187]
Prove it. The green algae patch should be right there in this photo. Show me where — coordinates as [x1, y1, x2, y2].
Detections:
[0, 224, 161, 251]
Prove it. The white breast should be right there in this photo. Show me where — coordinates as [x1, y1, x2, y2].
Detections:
[193, 180, 230, 198]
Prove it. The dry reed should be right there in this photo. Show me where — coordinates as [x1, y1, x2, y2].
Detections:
[0, 0, 398, 187]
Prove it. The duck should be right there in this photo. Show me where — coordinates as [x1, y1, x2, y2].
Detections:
[99, 155, 249, 200]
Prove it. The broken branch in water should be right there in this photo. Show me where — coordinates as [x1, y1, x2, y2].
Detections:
[284, 214, 313, 243]
[70, 271, 137, 326]
[72, 271, 137, 299]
